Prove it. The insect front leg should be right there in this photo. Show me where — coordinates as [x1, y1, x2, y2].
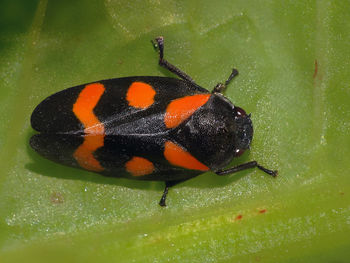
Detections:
[152, 36, 199, 86]
[215, 161, 277, 177]
[212, 68, 239, 94]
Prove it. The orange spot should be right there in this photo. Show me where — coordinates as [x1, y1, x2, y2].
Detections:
[73, 83, 105, 171]
[236, 214, 243, 220]
[125, 156, 155, 176]
[126, 82, 156, 109]
[164, 141, 209, 171]
[259, 209, 267, 214]
[164, 94, 210, 128]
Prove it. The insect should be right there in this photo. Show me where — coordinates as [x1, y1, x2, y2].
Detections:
[30, 36, 277, 207]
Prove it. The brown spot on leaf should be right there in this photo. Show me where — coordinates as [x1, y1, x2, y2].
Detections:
[313, 59, 318, 79]
[50, 192, 64, 204]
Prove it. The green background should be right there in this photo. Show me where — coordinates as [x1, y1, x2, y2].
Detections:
[1, 0, 349, 262]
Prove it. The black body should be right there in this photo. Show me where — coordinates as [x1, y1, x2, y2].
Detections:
[30, 77, 251, 181]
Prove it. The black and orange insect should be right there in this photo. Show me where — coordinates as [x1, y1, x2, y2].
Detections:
[30, 37, 277, 206]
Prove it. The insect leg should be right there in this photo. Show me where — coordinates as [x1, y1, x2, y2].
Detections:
[152, 36, 199, 86]
[215, 161, 277, 177]
[159, 179, 189, 207]
[212, 68, 239, 93]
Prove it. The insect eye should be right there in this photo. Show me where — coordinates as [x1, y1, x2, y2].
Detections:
[234, 107, 247, 118]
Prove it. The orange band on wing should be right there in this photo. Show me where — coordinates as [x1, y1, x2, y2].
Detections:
[126, 82, 156, 109]
[73, 83, 105, 171]
[164, 141, 209, 171]
[73, 135, 104, 172]
[73, 83, 105, 134]
[164, 94, 210, 128]
[125, 156, 155, 176]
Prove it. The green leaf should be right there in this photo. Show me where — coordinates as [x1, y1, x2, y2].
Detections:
[1, 0, 349, 262]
